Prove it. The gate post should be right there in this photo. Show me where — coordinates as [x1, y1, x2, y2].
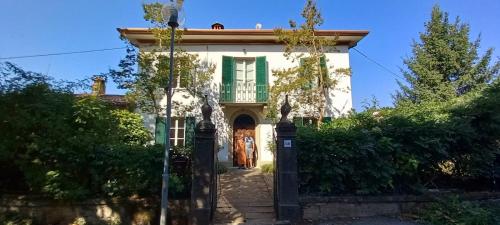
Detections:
[190, 96, 216, 225]
[275, 95, 300, 222]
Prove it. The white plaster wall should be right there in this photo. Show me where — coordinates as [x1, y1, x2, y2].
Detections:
[258, 123, 274, 164]
[172, 44, 352, 117]
[141, 43, 353, 164]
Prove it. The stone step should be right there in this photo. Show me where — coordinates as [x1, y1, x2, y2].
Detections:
[214, 168, 276, 225]
[248, 202, 273, 207]
[245, 212, 274, 219]
[244, 207, 274, 213]
[213, 219, 275, 225]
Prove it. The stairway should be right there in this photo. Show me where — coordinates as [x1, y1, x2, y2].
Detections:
[213, 168, 275, 225]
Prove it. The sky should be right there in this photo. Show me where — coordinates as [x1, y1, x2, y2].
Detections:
[0, 0, 499, 111]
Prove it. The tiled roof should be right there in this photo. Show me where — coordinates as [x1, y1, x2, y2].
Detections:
[75, 94, 129, 108]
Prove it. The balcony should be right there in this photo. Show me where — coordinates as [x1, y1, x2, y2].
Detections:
[219, 82, 268, 104]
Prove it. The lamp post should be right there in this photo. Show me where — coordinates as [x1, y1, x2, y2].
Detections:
[159, 2, 179, 225]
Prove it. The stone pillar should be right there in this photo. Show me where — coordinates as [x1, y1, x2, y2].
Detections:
[275, 95, 301, 222]
[190, 96, 216, 225]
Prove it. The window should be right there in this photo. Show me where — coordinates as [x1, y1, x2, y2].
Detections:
[155, 117, 195, 147]
[293, 116, 332, 127]
[172, 72, 189, 89]
[235, 58, 256, 84]
[170, 117, 185, 146]
[172, 57, 190, 89]
[299, 56, 328, 90]
[221, 56, 267, 103]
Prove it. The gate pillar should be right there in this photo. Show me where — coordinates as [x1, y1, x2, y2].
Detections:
[275, 95, 300, 222]
[190, 96, 217, 225]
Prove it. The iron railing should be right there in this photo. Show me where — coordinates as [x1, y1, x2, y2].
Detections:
[219, 82, 268, 103]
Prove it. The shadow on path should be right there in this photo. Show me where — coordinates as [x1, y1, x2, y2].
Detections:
[214, 168, 275, 225]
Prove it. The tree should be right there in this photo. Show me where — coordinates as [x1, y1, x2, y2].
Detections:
[0, 62, 154, 199]
[269, 0, 350, 126]
[396, 5, 500, 104]
[108, 3, 214, 119]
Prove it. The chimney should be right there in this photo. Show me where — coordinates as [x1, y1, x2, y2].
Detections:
[255, 23, 262, 30]
[211, 22, 224, 30]
[91, 76, 106, 96]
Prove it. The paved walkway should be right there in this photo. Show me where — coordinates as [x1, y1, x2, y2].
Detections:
[213, 168, 422, 225]
[214, 168, 275, 225]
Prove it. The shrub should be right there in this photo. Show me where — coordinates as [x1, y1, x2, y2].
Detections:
[111, 109, 152, 145]
[419, 196, 496, 225]
[0, 64, 189, 200]
[297, 81, 500, 195]
[261, 164, 274, 174]
[0, 212, 36, 225]
[217, 162, 228, 174]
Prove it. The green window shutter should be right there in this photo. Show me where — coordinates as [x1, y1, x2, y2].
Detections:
[155, 117, 166, 145]
[222, 56, 234, 101]
[320, 56, 328, 81]
[256, 56, 267, 102]
[299, 58, 312, 90]
[322, 117, 332, 123]
[185, 117, 196, 148]
[180, 68, 189, 88]
[293, 117, 303, 127]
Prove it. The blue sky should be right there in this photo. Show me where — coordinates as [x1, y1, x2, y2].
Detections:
[1, 0, 498, 110]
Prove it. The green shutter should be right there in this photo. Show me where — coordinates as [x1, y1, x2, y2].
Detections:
[256, 56, 267, 102]
[180, 68, 189, 88]
[322, 117, 332, 123]
[293, 117, 303, 127]
[299, 58, 312, 90]
[222, 56, 234, 102]
[185, 117, 196, 148]
[155, 117, 166, 145]
[320, 56, 328, 81]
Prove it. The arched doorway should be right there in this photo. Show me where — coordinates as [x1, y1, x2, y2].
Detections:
[233, 114, 256, 167]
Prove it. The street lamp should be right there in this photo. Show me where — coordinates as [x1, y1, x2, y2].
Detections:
[156, 1, 183, 225]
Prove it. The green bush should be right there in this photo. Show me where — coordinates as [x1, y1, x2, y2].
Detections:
[419, 196, 497, 225]
[111, 109, 152, 145]
[0, 63, 191, 200]
[297, 81, 500, 195]
[260, 164, 274, 174]
[0, 212, 36, 225]
[217, 162, 228, 174]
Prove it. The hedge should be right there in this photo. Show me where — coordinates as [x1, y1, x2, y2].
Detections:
[297, 81, 500, 195]
[0, 82, 190, 200]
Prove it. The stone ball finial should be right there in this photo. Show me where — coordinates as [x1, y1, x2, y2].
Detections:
[201, 95, 212, 122]
[280, 95, 291, 122]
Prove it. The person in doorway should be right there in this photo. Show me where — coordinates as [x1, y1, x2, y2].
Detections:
[236, 132, 247, 169]
[244, 131, 255, 168]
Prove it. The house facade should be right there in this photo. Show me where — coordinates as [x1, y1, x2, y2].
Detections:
[118, 25, 368, 167]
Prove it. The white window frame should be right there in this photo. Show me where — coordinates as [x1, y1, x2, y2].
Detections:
[234, 57, 256, 102]
[169, 117, 185, 146]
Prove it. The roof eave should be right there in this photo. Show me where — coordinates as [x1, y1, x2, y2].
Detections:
[117, 28, 369, 48]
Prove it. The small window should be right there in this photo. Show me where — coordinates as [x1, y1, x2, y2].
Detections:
[170, 117, 185, 146]
[172, 57, 190, 89]
[299, 56, 327, 90]
[172, 73, 189, 89]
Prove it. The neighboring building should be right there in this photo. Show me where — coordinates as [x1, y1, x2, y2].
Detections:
[118, 24, 368, 167]
[77, 77, 129, 109]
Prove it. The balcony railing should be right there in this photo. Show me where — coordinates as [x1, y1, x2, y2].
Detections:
[219, 82, 268, 103]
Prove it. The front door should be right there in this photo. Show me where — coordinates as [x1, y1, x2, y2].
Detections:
[233, 114, 256, 167]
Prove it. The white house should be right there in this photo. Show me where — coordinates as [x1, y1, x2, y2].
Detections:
[118, 23, 368, 167]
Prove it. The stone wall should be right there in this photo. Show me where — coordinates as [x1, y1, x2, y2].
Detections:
[300, 192, 500, 220]
[0, 195, 189, 225]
